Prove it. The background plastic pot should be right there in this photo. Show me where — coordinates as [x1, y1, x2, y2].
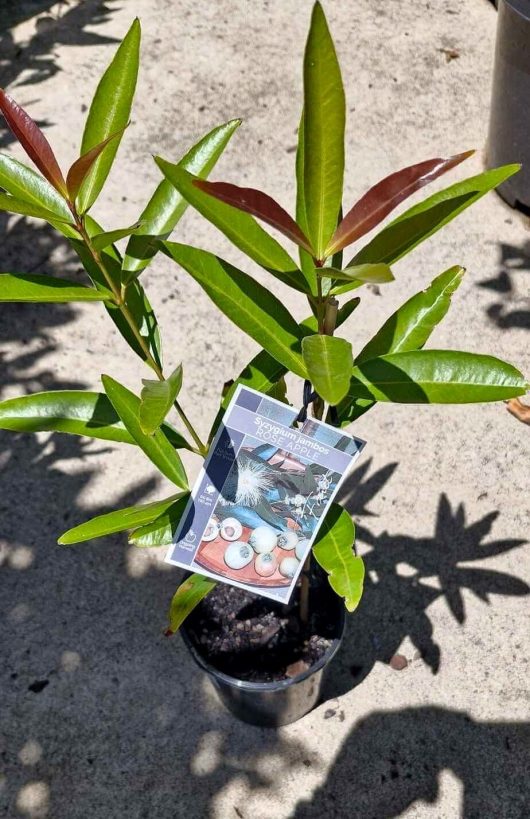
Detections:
[181, 591, 346, 728]
[487, 0, 530, 209]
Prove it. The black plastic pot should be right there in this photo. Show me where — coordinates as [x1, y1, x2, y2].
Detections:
[181, 594, 345, 728]
[487, 0, 530, 209]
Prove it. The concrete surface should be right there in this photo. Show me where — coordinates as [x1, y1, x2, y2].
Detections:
[1, 1, 529, 817]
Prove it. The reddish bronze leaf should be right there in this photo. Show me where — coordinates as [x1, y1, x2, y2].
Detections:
[66, 127, 126, 203]
[326, 149, 475, 256]
[0, 89, 67, 197]
[194, 179, 314, 254]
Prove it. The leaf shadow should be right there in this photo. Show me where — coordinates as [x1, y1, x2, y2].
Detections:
[478, 240, 530, 332]
[326, 463, 528, 698]
[293, 706, 530, 818]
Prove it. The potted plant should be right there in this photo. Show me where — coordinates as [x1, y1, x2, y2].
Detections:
[0, 4, 526, 727]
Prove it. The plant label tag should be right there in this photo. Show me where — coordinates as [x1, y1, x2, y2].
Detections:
[165, 385, 366, 603]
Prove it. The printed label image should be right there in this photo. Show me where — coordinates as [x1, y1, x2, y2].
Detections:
[165, 386, 366, 603]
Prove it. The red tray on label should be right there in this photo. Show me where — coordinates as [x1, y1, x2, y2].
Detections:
[194, 524, 297, 588]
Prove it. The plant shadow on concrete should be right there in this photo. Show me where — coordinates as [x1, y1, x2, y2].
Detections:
[325, 459, 528, 698]
[478, 240, 530, 332]
[0, 0, 117, 149]
[293, 705, 530, 818]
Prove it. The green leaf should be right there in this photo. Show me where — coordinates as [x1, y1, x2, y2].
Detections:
[0, 191, 72, 223]
[0, 154, 72, 220]
[0, 273, 112, 302]
[102, 375, 188, 488]
[0, 390, 191, 448]
[166, 574, 217, 635]
[129, 494, 190, 546]
[77, 19, 141, 212]
[348, 165, 521, 269]
[207, 307, 356, 441]
[60, 215, 163, 370]
[326, 262, 394, 292]
[58, 493, 185, 545]
[123, 119, 241, 280]
[295, 111, 318, 294]
[155, 160, 305, 292]
[348, 350, 527, 404]
[302, 335, 353, 404]
[357, 266, 465, 364]
[336, 296, 360, 327]
[139, 365, 183, 435]
[162, 242, 307, 378]
[334, 267, 467, 425]
[303, 1, 345, 259]
[313, 504, 364, 612]
[91, 221, 143, 251]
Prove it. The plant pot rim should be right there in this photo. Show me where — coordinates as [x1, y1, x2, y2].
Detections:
[181, 602, 346, 693]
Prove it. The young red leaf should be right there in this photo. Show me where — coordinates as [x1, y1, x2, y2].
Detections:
[326, 149, 475, 257]
[194, 179, 314, 254]
[0, 89, 67, 198]
[66, 128, 126, 203]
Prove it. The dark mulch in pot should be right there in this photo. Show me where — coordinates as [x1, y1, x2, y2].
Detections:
[185, 566, 341, 683]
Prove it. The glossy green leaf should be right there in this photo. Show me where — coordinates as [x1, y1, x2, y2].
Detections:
[129, 494, 190, 546]
[77, 19, 140, 212]
[155, 160, 305, 292]
[166, 574, 217, 635]
[60, 215, 163, 370]
[302, 335, 353, 405]
[0, 273, 112, 302]
[357, 266, 465, 364]
[0, 191, 72, 223]
[162, 242, 307, 378]
[208, 307, 355, 441]
[313, 504, 364, 612]
[91, 221, 143, 251]
[336, 296, 360, 327]
[123, 119, 241, 280]
[295, 111, 318, 295]
[102, 375, 188, 488]
[139, 365, 183, 435]
[348, 165, 521, 270]
[326, 262, 394, 292]
[0, 154, 72, 220]
[303, 1, 345, 258]
[348, 350, 527, 404]
[58, 493, 185, 545]
[0, 390, 191, 448]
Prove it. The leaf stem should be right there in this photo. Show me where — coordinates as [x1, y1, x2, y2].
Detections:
[75, 215, 208, 456]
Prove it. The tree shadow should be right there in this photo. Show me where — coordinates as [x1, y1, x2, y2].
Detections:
[0, 0, 118, 148]
[293, 706, 529, 818]
[478, 240, 530, 331]
[327, 461, 528, 698]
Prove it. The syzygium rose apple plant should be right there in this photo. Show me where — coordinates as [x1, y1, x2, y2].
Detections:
[0, 6, 527, 637]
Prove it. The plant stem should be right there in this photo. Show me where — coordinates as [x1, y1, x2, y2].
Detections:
[299, 555, 310, 625]
[75, 217, 208, 456]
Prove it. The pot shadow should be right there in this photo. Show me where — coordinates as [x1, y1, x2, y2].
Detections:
[293, 705, 529, 818]
[0, 0, 117, 151]
[478, 240, 530, 331]
[325, 461, 528, 699]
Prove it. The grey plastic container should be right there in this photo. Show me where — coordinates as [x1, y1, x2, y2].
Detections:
[181, 596, 345, 727]
[488, 0, 530, 209]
